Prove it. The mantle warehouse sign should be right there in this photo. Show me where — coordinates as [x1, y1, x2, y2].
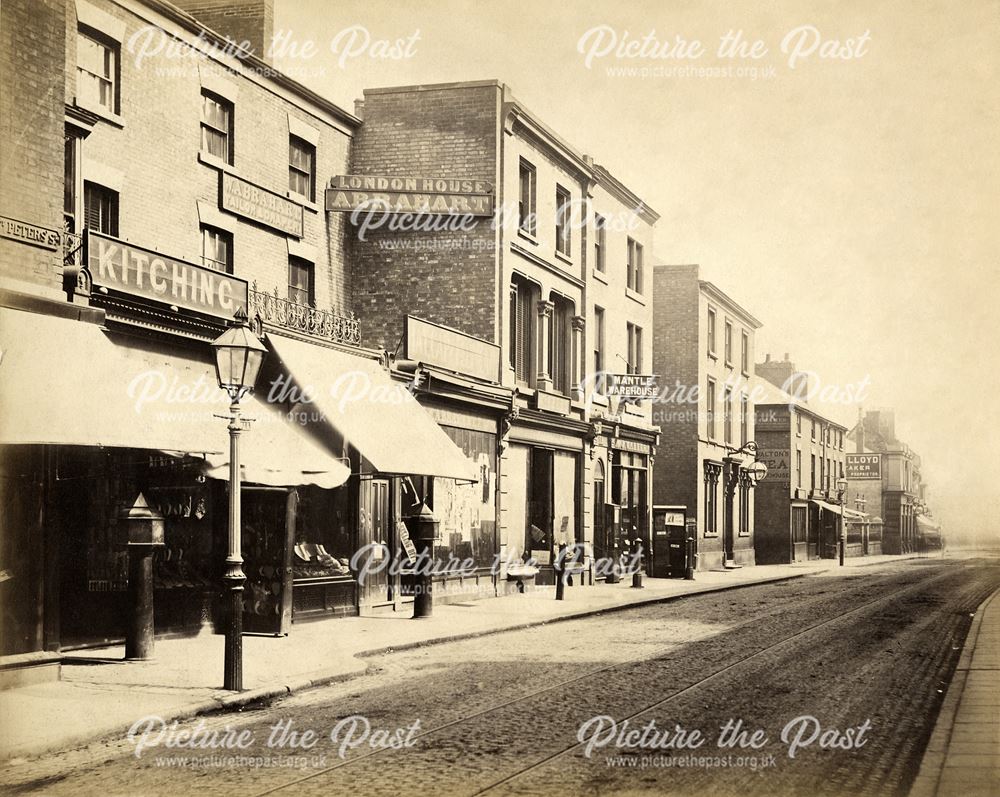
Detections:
[326, 175, 494, 216]
[607, 374, 658, 400]
[87, 231, 248, 320]
[846, 454, 882, 480]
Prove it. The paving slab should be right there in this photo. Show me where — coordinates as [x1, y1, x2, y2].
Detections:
[909, 587, 1000, 797]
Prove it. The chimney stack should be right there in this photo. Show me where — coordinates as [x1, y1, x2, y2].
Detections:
[172, 0, 275, 64]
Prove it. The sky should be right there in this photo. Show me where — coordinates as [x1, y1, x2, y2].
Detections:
[273, 0, 1000, 540]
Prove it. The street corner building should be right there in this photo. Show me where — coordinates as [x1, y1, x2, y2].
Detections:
[0, 0, 478, 685]
[751, 355, 855, 564]
[0, 0, 668, 686]
[650, 264, 761, 571]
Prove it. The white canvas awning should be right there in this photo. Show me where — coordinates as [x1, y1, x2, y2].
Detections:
[0, 307, 349, 489]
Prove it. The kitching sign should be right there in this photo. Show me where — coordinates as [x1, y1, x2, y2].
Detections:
[326, 175, 494, 216]
[87, 231, 248, 321]
[846, 454, 882, 480]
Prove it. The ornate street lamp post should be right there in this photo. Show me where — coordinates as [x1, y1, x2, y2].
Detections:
[212, 308, 267, 692]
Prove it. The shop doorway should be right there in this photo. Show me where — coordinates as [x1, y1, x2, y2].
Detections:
[358, 478, 393, 611]
[807, 504, 820, 559]
[526, 448, 554, 563]
[723, 463, 736, 563]
[592, 460, 610, 565]
[240, 487, 296, 636]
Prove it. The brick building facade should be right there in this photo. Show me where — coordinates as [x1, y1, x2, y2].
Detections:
[651, 264, 760, 570]
[753, 358, 850, 564]
[847, 409, 922, 555]
[343, 81, 660, 587]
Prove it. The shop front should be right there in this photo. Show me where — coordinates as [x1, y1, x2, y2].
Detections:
[611, 447, 650, 571]
[0, 304, 353, 650]
[811, 500, 844, 559]
[261, 333, 480, 615]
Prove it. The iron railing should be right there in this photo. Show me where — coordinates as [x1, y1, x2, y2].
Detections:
[248, 282, 360, 346]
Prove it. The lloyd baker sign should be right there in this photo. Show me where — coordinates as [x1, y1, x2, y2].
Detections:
[845, 453, 882, 480]
[87, 231, 248, 321]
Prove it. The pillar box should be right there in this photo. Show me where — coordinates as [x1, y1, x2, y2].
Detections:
[118, 493, 164, 660]
[406, 503, 438, 619]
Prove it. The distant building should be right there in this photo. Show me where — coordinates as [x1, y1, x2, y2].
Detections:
[753, 356, 850, 563]
[847, 409, 923, 554]
[651, 264, 761, 570]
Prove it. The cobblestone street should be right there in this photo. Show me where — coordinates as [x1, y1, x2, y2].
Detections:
[2, 558, 997, 797]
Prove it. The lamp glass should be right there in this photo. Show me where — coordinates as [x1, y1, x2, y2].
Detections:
[212, 316, 267, 395]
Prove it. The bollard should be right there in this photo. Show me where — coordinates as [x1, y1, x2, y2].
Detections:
[631, 538, 644, 589]
[555, 542, 566, 600]
[684, 535, 696, 580]
[606, 543, 620, 584]
[118, 494, 164, 661]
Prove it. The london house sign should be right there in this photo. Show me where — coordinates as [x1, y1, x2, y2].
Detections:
[326, 175, 494, 216]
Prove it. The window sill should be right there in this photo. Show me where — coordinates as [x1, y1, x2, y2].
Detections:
[198, 151, 238, 176]
[592, 269, 609, 285]
[76, 98, 124, 129]
[703, 533, 719, 539]
[554, 249, 573, 266]
[287, 192, 320, 213]
[517, 229, 538, 246]
[707, 351, 718, 361]
[625, 287, 645, 306]
[742, 369, 750, 378]
[725, 360, 734, 370]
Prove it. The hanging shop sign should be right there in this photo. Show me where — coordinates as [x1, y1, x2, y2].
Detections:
[87, 231, 248, 320]
[397, 521, 418, 565]
[326, 175, 494, 216]
[607, 374, 658, 400]
[846, 453, 882, 480]
[220, 172, 304, 238]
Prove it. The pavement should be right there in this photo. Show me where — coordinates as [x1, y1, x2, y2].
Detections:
[0, 553, 936, 762]
[910, 584, 1000, 797]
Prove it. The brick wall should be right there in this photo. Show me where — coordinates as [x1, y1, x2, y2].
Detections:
[753, 425, 793, 563]
[651, 264, 701, 514]
[0, 0, 67, 293]
[349, 83, 500, 351]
